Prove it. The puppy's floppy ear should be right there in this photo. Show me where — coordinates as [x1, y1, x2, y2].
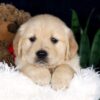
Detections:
[13, 23, 27, 58]
[65, 29, 78, 60]
[13, 33, 23, 57]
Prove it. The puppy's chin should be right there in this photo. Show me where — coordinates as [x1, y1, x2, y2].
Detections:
[33, 61, 55, 68]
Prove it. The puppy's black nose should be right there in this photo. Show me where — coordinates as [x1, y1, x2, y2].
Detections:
[36, 50, 48, 59]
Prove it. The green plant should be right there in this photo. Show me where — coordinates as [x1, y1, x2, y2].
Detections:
[71, 9, 100, 68]
[79, 31, 90, 68]
[71, 10, 80, 35]
[89, 29, 100, 66]
[71, 10, 81, 45]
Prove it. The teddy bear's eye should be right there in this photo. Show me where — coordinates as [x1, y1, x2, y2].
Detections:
[29, 36, 36, 42]
[51, 37, 58, 44]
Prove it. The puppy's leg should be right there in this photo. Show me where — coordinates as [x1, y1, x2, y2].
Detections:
[20, 65, 51, 85]
[51, 64, 75, 90]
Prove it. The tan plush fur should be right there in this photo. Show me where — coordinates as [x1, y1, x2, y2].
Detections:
[0, 3, 31, 43]
[13, 14, 80, 90]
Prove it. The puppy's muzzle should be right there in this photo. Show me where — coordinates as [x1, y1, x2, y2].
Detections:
[36, 50, 48, 62]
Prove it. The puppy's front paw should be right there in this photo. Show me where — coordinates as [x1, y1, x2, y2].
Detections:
[51, 73, 68, 90]
[51, 64, 74, 90]
[21, 66, 51, 86]
[33, 68, 51, 85]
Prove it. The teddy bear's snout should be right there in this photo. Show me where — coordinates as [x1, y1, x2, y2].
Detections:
[7, 22, 19, 33]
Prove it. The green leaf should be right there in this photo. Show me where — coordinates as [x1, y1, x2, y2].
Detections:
[79, 9, 95, 68]
[80, 33, 90, 68]
[89, 29, 100, 66]
[71, 10, 80, 34]
[84, 8, 95, 34]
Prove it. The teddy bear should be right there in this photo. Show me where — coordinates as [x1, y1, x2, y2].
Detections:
[0, 3, 31, 65]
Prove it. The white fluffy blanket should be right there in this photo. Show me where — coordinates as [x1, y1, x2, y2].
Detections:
[0, 62, 100, 100]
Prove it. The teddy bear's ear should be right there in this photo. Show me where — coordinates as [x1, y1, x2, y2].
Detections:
[7, 22, 19, 33]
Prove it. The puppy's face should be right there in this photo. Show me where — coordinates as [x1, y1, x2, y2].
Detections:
[13, 14, 78, 68]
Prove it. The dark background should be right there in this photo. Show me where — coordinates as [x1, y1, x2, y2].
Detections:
[0, 0, 100, 41]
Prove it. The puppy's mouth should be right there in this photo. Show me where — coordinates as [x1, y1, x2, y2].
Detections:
[35, 58, 48, 64]
[34, 58, 56, 68]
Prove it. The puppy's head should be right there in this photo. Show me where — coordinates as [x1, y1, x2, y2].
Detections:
[13, 14, 78, 68]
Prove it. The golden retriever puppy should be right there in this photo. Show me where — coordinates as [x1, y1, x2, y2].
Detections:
[13, 14, 80, 90]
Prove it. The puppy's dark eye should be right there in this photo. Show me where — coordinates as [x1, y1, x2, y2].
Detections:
[51, 37, 58, 44]
[29, 36, 36, 42]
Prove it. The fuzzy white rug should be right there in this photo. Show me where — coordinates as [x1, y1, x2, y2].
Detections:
[0, 62, 100, 100]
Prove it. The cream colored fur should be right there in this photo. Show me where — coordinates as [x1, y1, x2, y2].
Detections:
[13, 14, 80, 90]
